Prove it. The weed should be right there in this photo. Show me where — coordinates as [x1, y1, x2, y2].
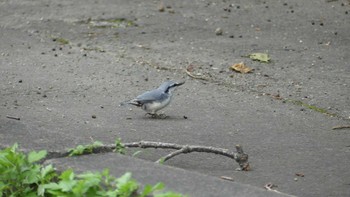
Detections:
[0, 144, 185, 196]
[68, 141, 103, 156]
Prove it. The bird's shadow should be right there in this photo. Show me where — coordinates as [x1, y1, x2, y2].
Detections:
[137, 114, 189, 121]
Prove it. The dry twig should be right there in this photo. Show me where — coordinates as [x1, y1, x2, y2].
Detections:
[47, 140, 250, 171]
[332, 125, 350, 130]
[184, 69, 209, 81]
[6, 115, 20, 120]
[264, 183, 283, 194]
[124, 141, 249, 171]
[220, 176, 234, 181]
[264, 183, 297, 196]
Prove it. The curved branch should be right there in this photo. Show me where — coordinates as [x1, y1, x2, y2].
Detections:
[46, 140, 250, 171]
[156, 145, 190, 163]
[124, 141, 250, 171]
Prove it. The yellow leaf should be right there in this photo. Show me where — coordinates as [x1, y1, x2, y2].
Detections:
[249, 53, 271, 63]
[230, 62, 253, 73]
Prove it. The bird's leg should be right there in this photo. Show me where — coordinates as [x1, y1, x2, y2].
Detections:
[157, 113, 168, 119]
[145, 112, 167, 119]
[145, 113, 154, 117]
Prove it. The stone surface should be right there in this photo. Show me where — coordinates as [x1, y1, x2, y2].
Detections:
[1, 0, 349, 196]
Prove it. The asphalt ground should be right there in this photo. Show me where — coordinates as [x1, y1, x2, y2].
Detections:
[1, 0, 349, 196]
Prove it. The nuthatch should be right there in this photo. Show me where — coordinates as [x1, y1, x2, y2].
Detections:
[121, 81, 185, 117]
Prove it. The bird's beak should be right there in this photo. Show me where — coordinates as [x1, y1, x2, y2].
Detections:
[175, 81, 185, 86]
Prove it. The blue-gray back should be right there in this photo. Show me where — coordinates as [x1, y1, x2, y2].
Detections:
[135, 89, 168, 104]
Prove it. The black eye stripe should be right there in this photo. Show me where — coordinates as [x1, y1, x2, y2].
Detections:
[165, 84, 177, 93]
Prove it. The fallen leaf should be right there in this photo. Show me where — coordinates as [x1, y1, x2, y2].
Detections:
[186, 64, 195, 72]
[230, 62, 253, 73]
[295, 173, 305, 177]
[158, 1, 165, 12]
[249, 53, 271, 63]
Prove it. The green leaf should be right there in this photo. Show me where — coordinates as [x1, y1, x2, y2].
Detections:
[28, 150, 47, 163]
[141, 182, 165, 197]
[116, 172, 138, 197]
[22, 165, 41, 184]
[10, 143, 19, 152]
[114, 138, 125, 154]
[93, 141, 103, 146]
[152, 182, 165, 191]
[132, 150, 142, 157]
[103, 190, 118, 197]
[155, 192, 185, 197]
[60, 169, 75, 181]
[116, 172, 132, 186]
[40, 164, 56, 180]
[77, 171, 102, 180]
[249, 53, 271, 63]
[68, 141, 103, 156]
[58, 179, 77, 192]
[38, 182, 60, 196]
[141, 185, 153, 197]
[68, 145, 85, 156]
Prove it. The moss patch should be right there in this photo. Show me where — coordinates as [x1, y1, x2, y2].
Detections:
[51, 35, 69, 45]
[286, 99, 337, 117]
[52, 37, 69, 45]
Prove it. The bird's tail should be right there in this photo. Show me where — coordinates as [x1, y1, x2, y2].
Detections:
[119, 99, 139, 107]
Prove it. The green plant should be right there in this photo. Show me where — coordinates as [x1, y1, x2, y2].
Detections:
[68, 141, 103, 156]
[0, 144, 56, 197]
[114, 138, 126, 154]
[0, 144, 185, 197]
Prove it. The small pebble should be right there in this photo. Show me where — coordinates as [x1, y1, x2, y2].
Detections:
[92, 115, 97, 119]
[215, 28, 223, 35]
[183, 116, 188, 119]
[18, 79, 23, 83]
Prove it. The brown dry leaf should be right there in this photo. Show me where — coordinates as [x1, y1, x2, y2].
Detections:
[230, 62, 253, 73]
[158, 1, 165, 12]
[186, 64, 195, 72]
[295, 173, 305, 177]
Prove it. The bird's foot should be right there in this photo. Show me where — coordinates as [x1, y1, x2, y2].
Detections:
[145, 113, 167, 119]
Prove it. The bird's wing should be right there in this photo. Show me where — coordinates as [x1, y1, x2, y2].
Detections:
[135, 90, 167, 104]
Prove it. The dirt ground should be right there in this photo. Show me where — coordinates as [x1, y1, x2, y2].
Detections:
[1, 0, 349, 196]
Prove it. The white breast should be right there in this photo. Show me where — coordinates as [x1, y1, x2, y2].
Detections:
[142, 96, 172, 114]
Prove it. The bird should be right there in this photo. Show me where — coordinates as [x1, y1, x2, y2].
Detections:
[120, 80, 185, 117]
